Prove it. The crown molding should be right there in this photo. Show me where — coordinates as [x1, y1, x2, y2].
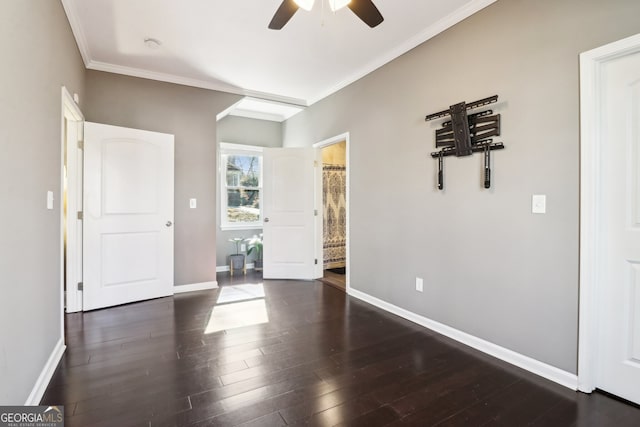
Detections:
[86, 60, 308, 106]
[62, 0, 495, 109]
[306, 0, 497, 105]
[60, 0, 92, 66]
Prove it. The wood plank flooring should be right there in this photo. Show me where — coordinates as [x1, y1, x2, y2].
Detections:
[318, 270, 346, 292]
[42, 272, 640, 426]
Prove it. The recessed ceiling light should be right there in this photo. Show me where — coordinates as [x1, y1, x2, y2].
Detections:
[144, 38, 161, 50]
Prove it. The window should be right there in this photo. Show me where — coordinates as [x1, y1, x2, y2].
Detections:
[220, 143, 263, 230]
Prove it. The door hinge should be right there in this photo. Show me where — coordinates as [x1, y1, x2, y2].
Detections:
[315, 259, 318, 265]
[77, 140, 84, 150]
[314, 160, 318, 167]
[314, 209, 318, 216]
[77, 282, 83, 291]
[77, 211, 83, 220]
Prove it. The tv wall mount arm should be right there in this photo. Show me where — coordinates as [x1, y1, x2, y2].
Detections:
[425, 95, 505, 190]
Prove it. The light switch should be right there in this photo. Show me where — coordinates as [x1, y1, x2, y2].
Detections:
[532, 194, 546, 214]
[189, 198, 197, 209]
[46, 191, 54, 210]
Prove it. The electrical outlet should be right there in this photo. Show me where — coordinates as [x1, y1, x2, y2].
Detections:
[416, 277, 424, 292]
[189, 198, 197, 209]
[240, 243, 246, 252]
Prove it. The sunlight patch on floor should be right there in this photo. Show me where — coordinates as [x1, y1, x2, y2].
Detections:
[204, 283, 269, 334]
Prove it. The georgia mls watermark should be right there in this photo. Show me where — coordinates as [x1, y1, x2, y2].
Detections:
[0, 406, 63, 427]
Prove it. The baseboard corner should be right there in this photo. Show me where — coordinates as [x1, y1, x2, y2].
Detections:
[25, 338, 65, 405]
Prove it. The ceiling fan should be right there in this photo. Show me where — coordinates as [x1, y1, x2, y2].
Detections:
[269, 0, 384, 30]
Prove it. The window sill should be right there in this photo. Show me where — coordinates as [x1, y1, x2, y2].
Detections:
[221, 224, 263, 232]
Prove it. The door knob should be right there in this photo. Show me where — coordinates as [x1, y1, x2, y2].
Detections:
[166, 221, 173, 227]
[264, 218, 270, 223]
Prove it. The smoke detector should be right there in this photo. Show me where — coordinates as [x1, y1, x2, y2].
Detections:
[144, 38, 162, 50]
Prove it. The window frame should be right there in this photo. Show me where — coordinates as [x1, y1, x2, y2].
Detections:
[219, 142, 264, 231]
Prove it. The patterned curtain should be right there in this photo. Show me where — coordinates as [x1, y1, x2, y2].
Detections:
[323, 164, 346, 269]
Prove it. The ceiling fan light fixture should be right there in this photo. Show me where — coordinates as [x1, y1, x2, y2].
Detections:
[293, 0, 315, 11]
[329, 0, 351, 12]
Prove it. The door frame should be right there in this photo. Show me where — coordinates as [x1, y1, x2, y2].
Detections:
[578, 33, 640, 393]
[313, 132, 350, 291]
[60, 87, 84, 317]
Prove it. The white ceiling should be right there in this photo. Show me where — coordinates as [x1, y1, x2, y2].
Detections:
[62, 0, 495, 109]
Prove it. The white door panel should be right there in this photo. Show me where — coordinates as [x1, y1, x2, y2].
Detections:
[263, 148, 317, 280]
[83, 122, 174, 311]
[597, 50, 640, 404]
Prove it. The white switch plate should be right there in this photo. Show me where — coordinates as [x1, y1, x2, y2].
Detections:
[46, 191, 54, 210]
[416, 277, 424, 292]
[240, 244, 246, 252]
[532, 194, 546, 214]
[189, 198, 197, 209]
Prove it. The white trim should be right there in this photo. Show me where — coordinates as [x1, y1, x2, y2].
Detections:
[173, 281, 218, 294]
[25, 338, 66, 405]
[348, 288, 579, 390]
[578, 32, 640, 394]
[61, 87, 84, 315]
[219, 142, 264, 154]
[86, 61, 307, 107]
[61, 0, 493, 107]
[219, 144, 264, 230]
[220, 225, 264, 232]
[216, 263, 255, 273]
[305, 0, 497, 105]
[312, 133, 351, 290]
[60, 0, 92, 66]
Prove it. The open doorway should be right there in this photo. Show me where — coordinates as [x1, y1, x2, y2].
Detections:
[316, 138, 348, 291]
[61, 87, 84, 314]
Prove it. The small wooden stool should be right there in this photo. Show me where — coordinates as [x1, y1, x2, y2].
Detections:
[229, 257, 246, 276]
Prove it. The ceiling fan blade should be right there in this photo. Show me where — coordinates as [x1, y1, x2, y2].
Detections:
[347, 0, 384, 28]
[269, 0, 299, 30]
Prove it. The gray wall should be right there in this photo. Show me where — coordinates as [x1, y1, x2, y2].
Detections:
[216, 116, 282, 267]
[85, 71, 241, 287]
[282, 0, 640, 374]
[218, 115, 283, 148]
[0, 1, 85, 404]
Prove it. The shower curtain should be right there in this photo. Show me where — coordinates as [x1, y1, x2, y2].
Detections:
[323, 164, 346, 269]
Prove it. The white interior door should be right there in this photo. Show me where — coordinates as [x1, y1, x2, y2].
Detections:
[263, 148, 318, 280]
[597, 49, 640, 404]
[83, 122, 174, 311]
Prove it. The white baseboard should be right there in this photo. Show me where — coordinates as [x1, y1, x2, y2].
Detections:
[173, 281, 218, 294]
[348, 288, 579, 391]
[216, 263, 255, 273]
[25, 338, 65, 405]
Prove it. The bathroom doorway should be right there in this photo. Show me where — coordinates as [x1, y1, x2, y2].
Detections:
[318, 139, 347, 291]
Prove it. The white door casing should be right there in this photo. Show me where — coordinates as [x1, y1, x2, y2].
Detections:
[61, 87, 84, 314]
[83, 122, 174, 311]
[313, 133, 351, 289]
[579, 33, 640, 404]
[263, 148, 317, 280]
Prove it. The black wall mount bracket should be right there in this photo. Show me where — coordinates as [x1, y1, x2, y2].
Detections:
[426, 95, 505, 190]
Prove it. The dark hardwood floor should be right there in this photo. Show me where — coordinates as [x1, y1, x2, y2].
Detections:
[42, 272, 640, 426]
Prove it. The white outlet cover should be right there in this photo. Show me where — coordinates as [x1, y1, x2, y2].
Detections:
[46, 191, 54, 210]
[532, 194, 546, 214]
[189, 198, 197, 209]
[416, 277, 424, 292]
